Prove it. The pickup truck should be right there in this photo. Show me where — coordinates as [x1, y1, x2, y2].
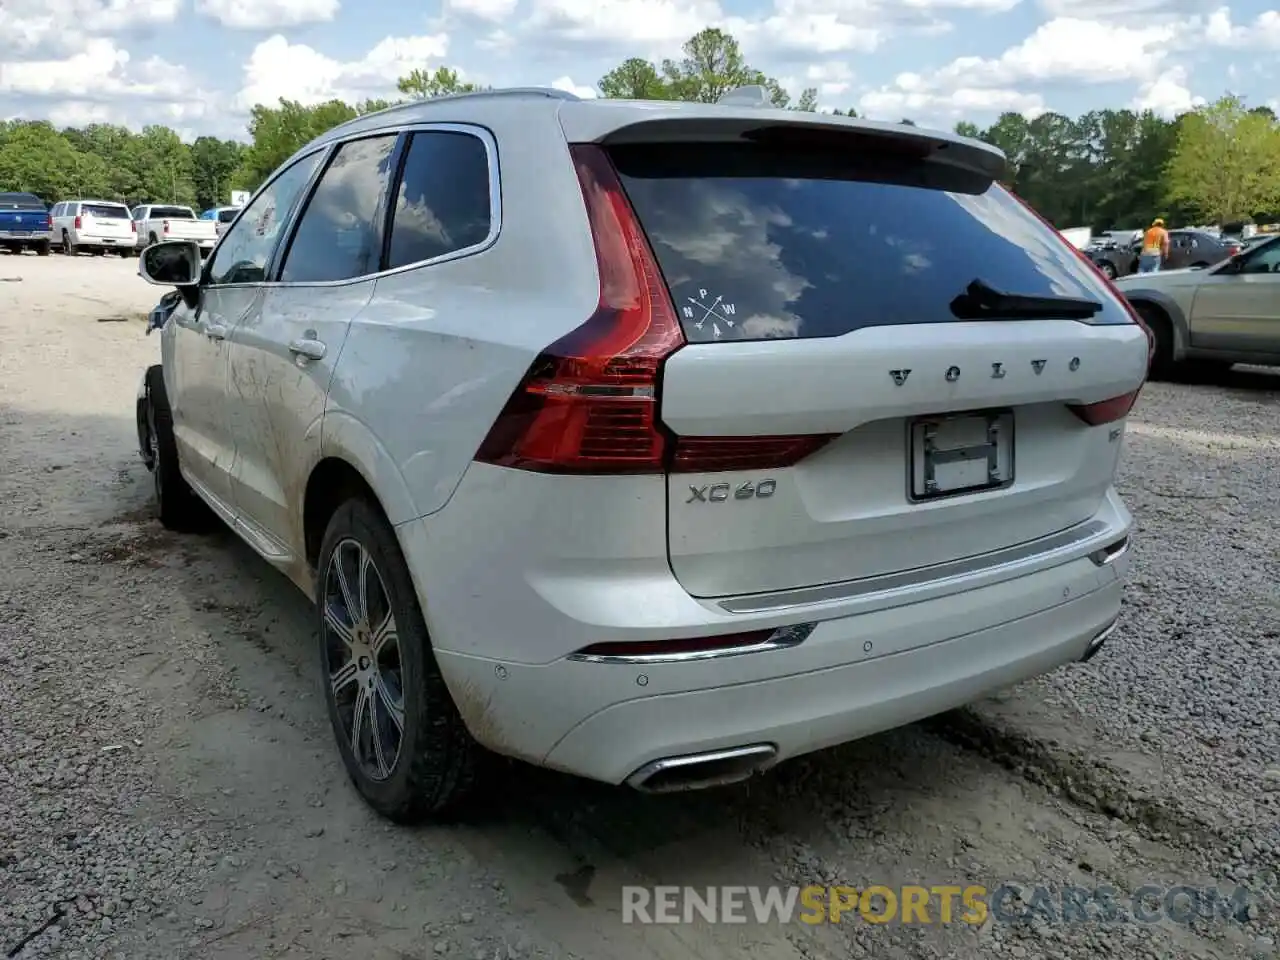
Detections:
[131, 204, 218, 255]
[0, 192, 52, 256]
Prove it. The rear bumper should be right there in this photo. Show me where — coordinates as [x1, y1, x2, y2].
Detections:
[404, 469, 1133, 786]
[0, 231, 50, 242]
[74, 233, 133, 246]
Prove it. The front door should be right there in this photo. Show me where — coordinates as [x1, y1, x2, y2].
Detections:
[172, 148, 326, 521]
[223, 133, 399, 564]
[1188, 237, 1280, 352]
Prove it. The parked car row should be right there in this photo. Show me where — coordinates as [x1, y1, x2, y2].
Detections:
[1084, 229, 1242, 279]
[0, 192, 238, 257]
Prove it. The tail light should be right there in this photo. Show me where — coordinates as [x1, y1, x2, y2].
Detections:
[1066, 390, 1141, 426]
[46, 215, 52, 230]
[474, 144, 835, 475]
[131, 221, 136, 234]
[162, 220, 170, 235]
[74, 215, 82, 229]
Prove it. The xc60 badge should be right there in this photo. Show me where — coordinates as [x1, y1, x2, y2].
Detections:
[687, 480, 777, 503]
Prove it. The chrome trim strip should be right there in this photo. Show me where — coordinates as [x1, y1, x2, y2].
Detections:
[1081, 617, 1119, 661]
[567, 623, 813, 664]
[1089, 535, 1129, 566]
[626, 744, 777, 792]
[719, 519, 1111, 615]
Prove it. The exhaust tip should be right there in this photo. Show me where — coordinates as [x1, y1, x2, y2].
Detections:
[1080, 618, 1119, 662]
[626, 744, 778, 794]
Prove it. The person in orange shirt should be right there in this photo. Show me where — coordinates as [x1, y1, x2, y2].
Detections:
[1138, 218, 1170, 273]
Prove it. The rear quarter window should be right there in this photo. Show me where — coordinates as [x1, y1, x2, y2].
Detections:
[610, 143, 1128, 343]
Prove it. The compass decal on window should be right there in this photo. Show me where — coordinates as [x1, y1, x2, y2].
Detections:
[681, 288, 738, 339]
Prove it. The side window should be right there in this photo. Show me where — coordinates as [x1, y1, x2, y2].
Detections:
[1239, 239, 1280, 275]
[206, 151, 322, 286]
[133, 207, 146, 221]
[279, 134, 398, 283]
[386, 130, 492, 271]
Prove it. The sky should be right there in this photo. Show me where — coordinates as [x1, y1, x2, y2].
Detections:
[0, 0, 1277, 142]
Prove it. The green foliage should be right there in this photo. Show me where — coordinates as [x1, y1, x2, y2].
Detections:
[1165, 94, 1280, 223]
[397, 66, 482, 99]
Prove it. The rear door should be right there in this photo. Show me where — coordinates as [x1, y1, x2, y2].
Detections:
[606, 138, 1147, 599]
[223, 133, 398, 558]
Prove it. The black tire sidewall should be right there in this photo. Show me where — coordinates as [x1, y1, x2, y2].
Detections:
[316, 499, 452, 816]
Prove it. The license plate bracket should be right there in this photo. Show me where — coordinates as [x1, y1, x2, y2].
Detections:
[909, 410, 1014, 501]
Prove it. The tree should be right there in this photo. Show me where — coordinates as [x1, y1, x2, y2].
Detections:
[1165, 95, 1280, 223]
[191, 136, 245, 209]
[396, 66, 481, 100]
[598, 58, 671, 100]
[600, 28, 797, 108]
[954, 121, 981, 138]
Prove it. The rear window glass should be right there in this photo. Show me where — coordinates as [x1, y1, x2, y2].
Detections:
[610, 143, 1128, 343]
[84, 203, 128, 219]
[150, 206, 194, 219]
[218, 208, 239, 223]
[0, 193, 45, 211]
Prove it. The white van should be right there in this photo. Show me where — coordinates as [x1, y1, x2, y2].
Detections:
[50, 200, 135, 256]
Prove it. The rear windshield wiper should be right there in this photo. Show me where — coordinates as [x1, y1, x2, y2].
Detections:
[950, 278, 1102, 320]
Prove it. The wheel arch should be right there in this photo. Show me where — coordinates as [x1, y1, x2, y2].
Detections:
[1120, 290, 1189, 362]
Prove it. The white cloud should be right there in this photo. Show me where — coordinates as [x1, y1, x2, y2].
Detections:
[550, 75, 598, 98]
[1131, 64, 1205, 117]
[234, 33, 451, 110]
[196, 0, 339, 29]
[1037, 0, 1213, 21]
[0, 0, 181, 55]
[447, 0, 520, 21]
[1199, 5, 1280, 48]
[524, 0, 724, 47]
[0, 38, 193, 99]
[857, 17, 1181, 122]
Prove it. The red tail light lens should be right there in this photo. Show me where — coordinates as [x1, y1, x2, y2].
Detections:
[474, 144, 684, 474]
[476, 145, 843, 476]
[671, 435, 837, 473]
[1067, 389, 1141, 426]
[74, 215, 82, 229]
[131, 221, 136, 233]
[46, 215, 52, 229]
[1003, 189, 1154, 366]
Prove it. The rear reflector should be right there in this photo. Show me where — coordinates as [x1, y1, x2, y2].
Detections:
[474, 145, 842, 476]
[671, 434, 838, 473]
[1068, 389, 1140, 426]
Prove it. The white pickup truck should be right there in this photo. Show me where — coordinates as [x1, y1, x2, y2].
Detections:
[131, 204, 218, 255]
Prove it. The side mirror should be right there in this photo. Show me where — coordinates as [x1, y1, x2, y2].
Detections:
[139, 240, 202, 289]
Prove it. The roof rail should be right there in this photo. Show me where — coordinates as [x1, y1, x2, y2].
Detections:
[333, 85, 583, 129]
[716, 85, 773, 107]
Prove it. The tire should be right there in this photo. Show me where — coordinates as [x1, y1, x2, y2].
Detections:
[144, 365, 208, 530]
[1099, 262, 1117, 280]
[148, 233, 158, 246]
[1135, 303, 1174, 380]
[62, 231, 76, 257]
[316, 498, 478, 822]
[118, 248, 132, 258]
[35, 241, 50, 257]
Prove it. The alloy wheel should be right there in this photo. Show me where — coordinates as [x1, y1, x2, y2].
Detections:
[321, 538, 405, 782]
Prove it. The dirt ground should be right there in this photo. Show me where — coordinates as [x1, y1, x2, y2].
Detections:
[1, 251, 1277, 960]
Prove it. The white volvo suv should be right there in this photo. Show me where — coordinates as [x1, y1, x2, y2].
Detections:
[135, 86, 1150, 822]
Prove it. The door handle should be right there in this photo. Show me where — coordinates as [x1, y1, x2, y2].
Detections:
[289, 338, 327, 361]
[205, 324, 227, 340]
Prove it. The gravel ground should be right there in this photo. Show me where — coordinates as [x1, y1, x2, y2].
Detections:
[0, 251, 1277, 960]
